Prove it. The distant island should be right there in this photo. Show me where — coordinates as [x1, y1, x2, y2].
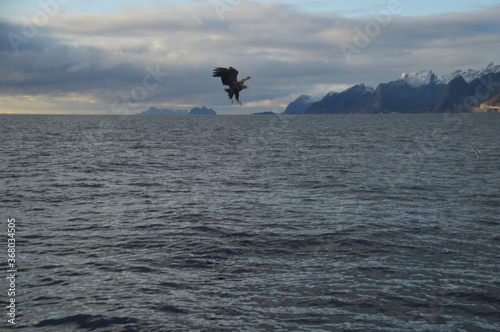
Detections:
[189, 107, 217, 115]
[137, 106, 216, 115]
[253, 111, 276, 115]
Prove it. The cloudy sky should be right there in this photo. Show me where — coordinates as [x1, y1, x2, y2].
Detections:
[1, 0, 499, 114]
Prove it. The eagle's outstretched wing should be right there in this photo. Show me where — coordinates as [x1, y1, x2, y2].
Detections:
[212, 67, 239, 86]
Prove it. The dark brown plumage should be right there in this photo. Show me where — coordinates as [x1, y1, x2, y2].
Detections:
[212, 67, 251, 105]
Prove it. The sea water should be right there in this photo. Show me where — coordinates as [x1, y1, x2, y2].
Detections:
[1, 113, 499, 331]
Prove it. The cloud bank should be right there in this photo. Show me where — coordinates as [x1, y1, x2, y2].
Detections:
[1, 1, 499, 114]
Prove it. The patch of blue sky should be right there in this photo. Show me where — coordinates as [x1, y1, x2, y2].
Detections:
[2, 0, 499, 17]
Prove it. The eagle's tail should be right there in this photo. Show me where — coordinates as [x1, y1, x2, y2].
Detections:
[225, 88, 234, 100]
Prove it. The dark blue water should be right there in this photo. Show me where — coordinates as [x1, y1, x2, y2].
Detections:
[1, 114, 499, 331]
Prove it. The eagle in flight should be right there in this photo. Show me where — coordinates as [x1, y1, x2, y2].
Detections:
[213, 67, 251, 105]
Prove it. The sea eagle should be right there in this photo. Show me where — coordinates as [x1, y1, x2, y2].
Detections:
[212, 67, 250, 105]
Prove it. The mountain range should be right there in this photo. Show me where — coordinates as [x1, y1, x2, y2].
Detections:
[284, 63, 500, 114]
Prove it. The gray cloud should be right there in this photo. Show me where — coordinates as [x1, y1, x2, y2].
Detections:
[1, 1, 499, 113]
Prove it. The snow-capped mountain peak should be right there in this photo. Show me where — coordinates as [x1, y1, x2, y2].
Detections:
[441, 62, 500, 84]
[399, 70, 438, 87]
[397, 63, 500, 87]
[324, 91, 338, 98]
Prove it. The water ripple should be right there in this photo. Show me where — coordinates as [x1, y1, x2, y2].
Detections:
[2, 114, 499, 331]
